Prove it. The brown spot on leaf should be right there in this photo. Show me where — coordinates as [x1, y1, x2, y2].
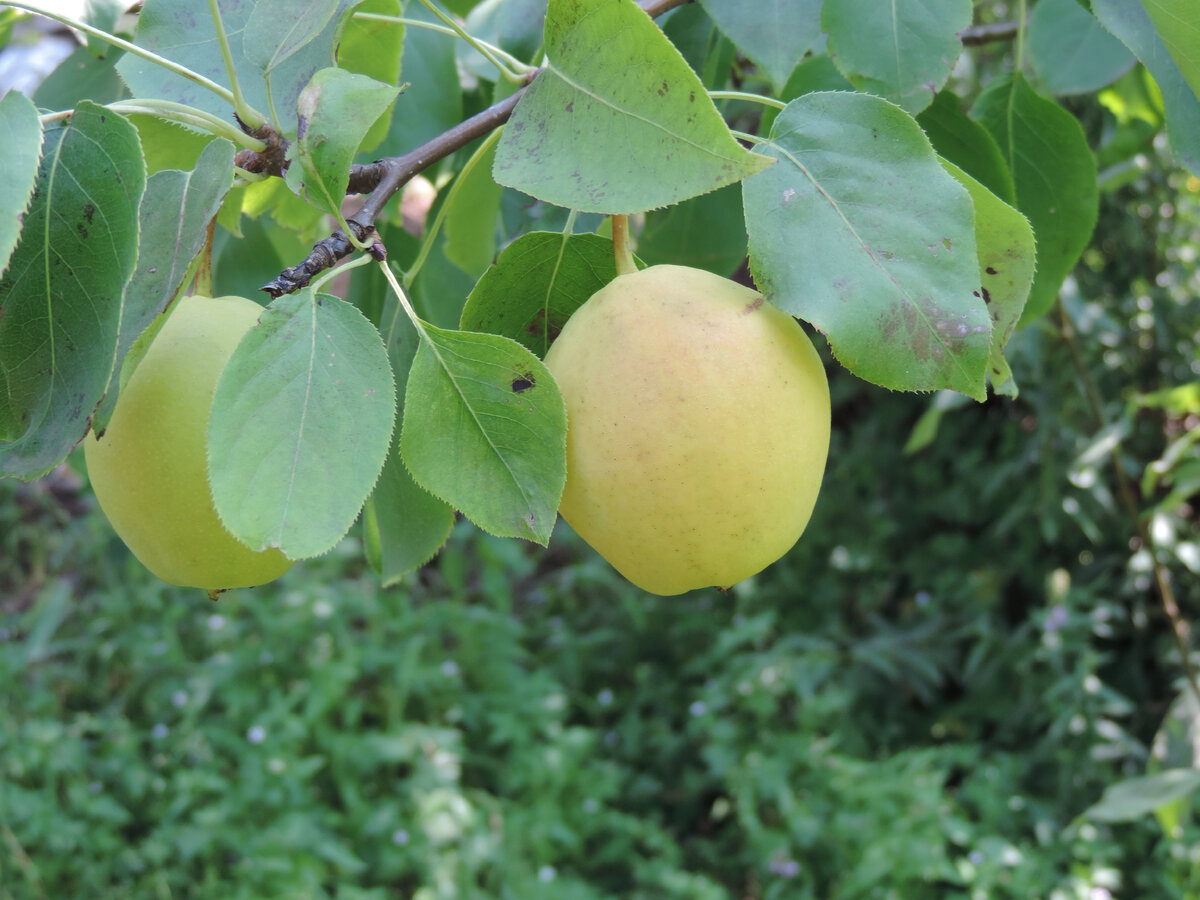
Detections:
[512, 372, 535, 393]
[986, 266, 998, 275]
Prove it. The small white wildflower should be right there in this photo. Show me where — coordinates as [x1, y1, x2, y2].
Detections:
[247, 725, 266, 744]
[538, 866, 556, 882]
[392, 829, 410, 846]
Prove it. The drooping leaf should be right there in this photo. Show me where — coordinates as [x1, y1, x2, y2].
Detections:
[287, 68, 399, 220]
[337, 0, 404, 154]
[444, 136, 504, 277]
[972, 74, 1098, 324]
[93, 139, 237, 434]
[208, 289, 396, 559]
[0, 102, 144, 479]
[1084, 769, 1200, 823]
[939, 160, 1036, 397]
[918, 90, 1015, 204]
[743, 91, 989, 400]
[493, 0, 772, 214]
[697, 0, 823, 89]
[0, 90, 42, 281]
[244, 0, 341, 75]
[822, 0, 972, 115]
[116, 0, 354, 137]
[400, 323, 566, 544]
[459, 231, 618, 357]
[1142, 0, 1200, 101]
[365, 263, 455, 583]
[1094, 0, 1200, 176]
[1028, 0, 1136, 95]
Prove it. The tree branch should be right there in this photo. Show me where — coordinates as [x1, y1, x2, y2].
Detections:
[959, 21, 1019, 46]
[258, 0, 694, 297]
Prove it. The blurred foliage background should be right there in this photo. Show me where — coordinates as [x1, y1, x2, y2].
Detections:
[3, 3, 1200, 899]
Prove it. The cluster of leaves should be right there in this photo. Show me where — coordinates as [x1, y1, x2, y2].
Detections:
[0, 145, 1196, 894]
[0, 0, 1195, 585]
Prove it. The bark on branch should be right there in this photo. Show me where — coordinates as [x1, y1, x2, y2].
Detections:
[257, 0, 694, 297]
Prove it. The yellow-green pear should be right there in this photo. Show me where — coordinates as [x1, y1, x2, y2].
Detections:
[545, 265, 830, 595]
[84, 295, 292, 593]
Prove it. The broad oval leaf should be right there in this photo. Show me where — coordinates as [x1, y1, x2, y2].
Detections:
[400, 324, 566, 544]
[0, 102, 145, 479]
[822, 0, 972, 115]
[697, 0, 823, 90]
[209, 289, 396, 559]
[1028, 0, 1135, 96]
[0, 90, 42, 282]
[972, 74, 1098, 325]
[1094, 0, 1200, 177]
[744, 91, 989, 400]
[459, 231, 618, 357]
[288, 68, 400, 220]
[493, 0, 772, 214]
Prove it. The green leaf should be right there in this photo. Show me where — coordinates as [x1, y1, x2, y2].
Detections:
[1148, 690, 1200, 836]
[244, 0, 341, 74]
[918, 90, 1015, 204]
[743, 91, 989, 400]
[93, 139, 237, 434]
[373, 2, 461, 158]
[459, 0, 546, 82]
[1142, 0, 1200, 100]
[1094, 0, 1200, 176]
[32, 43, 129, 110]
[0, 102, 145, 479]
[697, 0, 823, 89]
[208, 289, 396, 559]
[444, 136, 504, 277]
[288, 68, 399, 221]
[1028, 0, 1135, 95]
[400, 324, 566, 544]
[760, 53, 855, 135]
[493, 0, 772, 214]
[635, 183, 747, 276]
[939, 160, 1036, 397]
[366, 271, 455, 583]
[972, 74, 1098, 325]
[0, 90, 43, 281]
[1084, 769, 1200, 823]
[337, 0, 404, 154]
[459, 231, 618, 357]
[822, 0, 972, 115]
[116, 0, 354, 137]
[662, 3, 738, 92]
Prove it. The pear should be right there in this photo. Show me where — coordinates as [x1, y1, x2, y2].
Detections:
[545, 265, 830, 595]
[85, 295, 292, 593]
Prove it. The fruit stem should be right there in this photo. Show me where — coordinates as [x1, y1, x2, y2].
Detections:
[611, 215, 637, 277]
